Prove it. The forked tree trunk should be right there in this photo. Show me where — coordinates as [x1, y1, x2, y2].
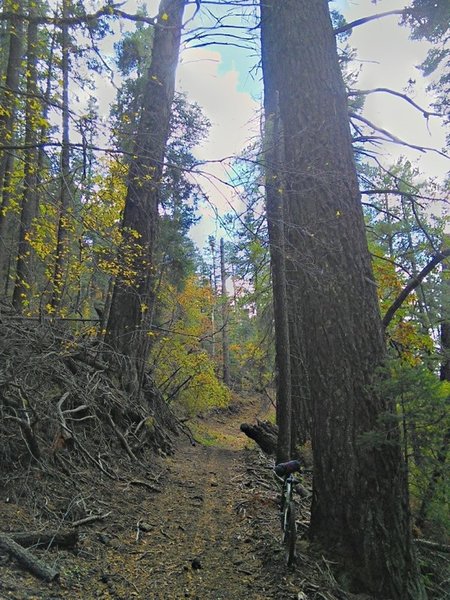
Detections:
[105, 0, 187, 383]
[260, 1, 425, 597]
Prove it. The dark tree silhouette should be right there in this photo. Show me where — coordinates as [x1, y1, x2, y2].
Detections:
[106, 0, 187, 387]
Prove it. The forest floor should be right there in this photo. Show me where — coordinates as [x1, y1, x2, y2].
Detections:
[0, 394, 356, 600]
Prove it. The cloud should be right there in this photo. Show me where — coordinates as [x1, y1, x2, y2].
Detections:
[176, 47, 259, 246]
[178, 47, 259, 159]
[338, 0, 448, 179]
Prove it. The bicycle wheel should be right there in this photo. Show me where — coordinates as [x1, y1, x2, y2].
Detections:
[284, 502, 296, 566]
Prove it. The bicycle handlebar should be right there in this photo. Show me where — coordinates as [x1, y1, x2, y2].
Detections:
[274, 460, 302, 477]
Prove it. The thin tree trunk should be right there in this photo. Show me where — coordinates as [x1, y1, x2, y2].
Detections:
[220, 237, 231, 387]
[260, 1, 425, 597]
[12, 2, 39, 311]
[105, 0, 187, 385]
[0, 2, 23, 206]
[50, 0, 71, 311]
[0, 152, 17, 287]
[263, 91, 291, 463]
[0, 4, 24, 283]
[209, 236, 217, 358]
[34, 24, 56, 215]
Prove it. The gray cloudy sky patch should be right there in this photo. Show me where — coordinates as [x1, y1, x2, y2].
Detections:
[91, 0, 448, 245]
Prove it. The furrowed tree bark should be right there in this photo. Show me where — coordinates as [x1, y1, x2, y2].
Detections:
[263, 92, 292, 462]
[12, 1, 39, 311]
[105, 0, 187, 384]
[260, 1, 425, 597]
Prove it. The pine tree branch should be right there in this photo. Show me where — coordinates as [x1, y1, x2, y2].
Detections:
[360, 189, 446, 205]
[334, 9, 405, 35]
[383, 250, 450, 329]
[0, 84, 63, 110]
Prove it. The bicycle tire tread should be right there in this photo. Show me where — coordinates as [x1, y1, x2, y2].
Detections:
[284, 502, 296, 566]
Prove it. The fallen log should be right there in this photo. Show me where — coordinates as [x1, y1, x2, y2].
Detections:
[0, 534, 59, 582]
[8, 530, 78, 549]
[240, 420, 278, 454]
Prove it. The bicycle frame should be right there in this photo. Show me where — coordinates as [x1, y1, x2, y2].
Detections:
[274, 460, 310, 566]
[276, 471, 298, 566]
[281, 474, 295, 528]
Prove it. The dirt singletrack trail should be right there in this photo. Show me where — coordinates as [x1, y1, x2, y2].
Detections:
[135, 442, 269, 599]
[129, 395, 281, 599]
[2, 395, 303, 600]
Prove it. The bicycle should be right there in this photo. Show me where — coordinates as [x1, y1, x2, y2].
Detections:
[274, 460, 302, 566]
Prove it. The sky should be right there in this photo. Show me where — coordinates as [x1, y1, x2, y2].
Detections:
[180, 0, 449, 245]
[94, 0, 449, 248]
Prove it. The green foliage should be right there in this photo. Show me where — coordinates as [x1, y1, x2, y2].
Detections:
[383, 362, 449, 531]
[361, 158, 449, 537]
[150, 276, 231, 415]
[404, 0, 450, 43]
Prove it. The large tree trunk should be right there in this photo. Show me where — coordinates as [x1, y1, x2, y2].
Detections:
[260, 1, 425, 598]
[263, 92, 292, 462]
[105, 0, 187, 384]
[0, 2, 23, 210]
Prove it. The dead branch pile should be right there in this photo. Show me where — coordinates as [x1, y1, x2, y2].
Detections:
[0, 315, 179, 502]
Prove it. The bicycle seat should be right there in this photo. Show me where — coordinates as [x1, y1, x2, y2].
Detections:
[274, 460, 301, 477]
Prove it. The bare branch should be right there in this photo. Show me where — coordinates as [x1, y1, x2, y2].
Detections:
[383, 250, 450, 329]
[350, 112, 449, 159]
[348, 88, 442, 119]
[361, 189, 447, 205]
[334, 9, 405, 35]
